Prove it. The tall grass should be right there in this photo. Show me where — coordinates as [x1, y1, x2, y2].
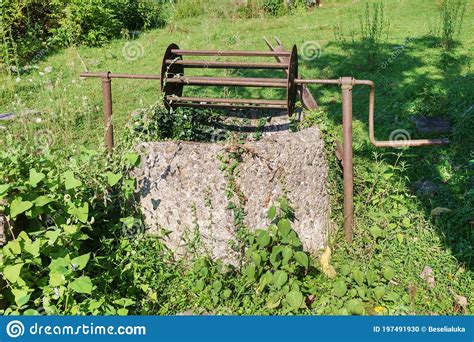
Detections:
[437, 0, 467, 49]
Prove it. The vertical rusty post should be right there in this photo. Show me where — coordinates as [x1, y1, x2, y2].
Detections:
[341, 77, 354, 243]
[101, 72, 114, 152]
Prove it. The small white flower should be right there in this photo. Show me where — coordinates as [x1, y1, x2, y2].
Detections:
[39, 72, 45, 76]
[35, 118, 42, 123]
[15, 77, 21, 83]
[44, 66, 53, 73]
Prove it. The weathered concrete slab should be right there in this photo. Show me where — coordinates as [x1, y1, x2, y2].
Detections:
[133, 127, 330, 265]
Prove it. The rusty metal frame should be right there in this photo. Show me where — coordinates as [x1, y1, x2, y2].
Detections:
[80, 43, 449, 243]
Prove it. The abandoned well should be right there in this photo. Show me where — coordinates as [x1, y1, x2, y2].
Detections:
[133, 126, 331, 265]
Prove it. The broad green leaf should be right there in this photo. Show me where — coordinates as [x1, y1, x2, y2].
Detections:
[340, 264, 352, 276]
[212, 280, 222, 293]
[346, 299, 364, 315]
[69, 276, 93, 294]
[3, 263, 23, 283]
[34, 196, 55, 207]
[258, 271, 273, 292]
[256, 230, 271, 248]
[266, 292, 282, 309]
[396, 233, 404, 243]
[294, 251, 309, 269]
[0, 184, 10, 196]
[366, 270, 377, 286]
[12, 288, 30, 307]
[281, 246, 293, 264]
[10, 198, 33, 218]
[124, 152, 140, 167]
[29, 169, 45, 187]
[369, 226, 383, 239]
[117, 308, 128, 315]
[277, 218, 291, 237]
[195, 279, 205, 291]
[402, 217, 411, 228]
[333, 280, 347, 297]
[5, 240, 21, 255]
[373, 286, 385, 300]
[106, 172, 122, 187]
[273, 270, 288, 288]
[352, 269, 364, 286]
[49, 256, 70, 275]
[267, 206, 277, 220]
[251, 251, 261, 266]
[71, 253, 90, 271]
[383, 266, 395, 281]
[45, 229, 61, 244]
[49, 272, 66, 286]
[63, 171, 82, 190]
[67, 202, 89, 223]
[286, 290, 303, 310]
[24, 239, 40, 257]
[23, 309, 41, 315]
[245, 264, 256, 282]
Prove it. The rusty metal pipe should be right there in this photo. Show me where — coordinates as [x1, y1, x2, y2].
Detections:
[166, 96, 286, 106]
[341, 77, 354, 243]
[165, 76, 287, 88]
[81, 72, 161, 80]
[171, 49, 291, 57]
[101, 74, 114, 152]
[356, 80, 450, 147]
[171, 103, 287, 110]
[165, 60, 288, 70]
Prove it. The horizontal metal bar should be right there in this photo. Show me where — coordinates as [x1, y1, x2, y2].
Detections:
[165, 76, 287, 88]
[171, 102, 286, 110]
[295, 78, 341, 85]
[80, 72, 161, 80]
[166, 96, 286, 106]
[171, 49, 291, 57]
[165, 59, 288, 70]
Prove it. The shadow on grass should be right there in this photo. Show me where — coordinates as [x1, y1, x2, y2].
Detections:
[306, 35, 473, 269]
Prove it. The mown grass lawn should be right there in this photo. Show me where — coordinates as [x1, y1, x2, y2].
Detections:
[1, 0, 472, 314]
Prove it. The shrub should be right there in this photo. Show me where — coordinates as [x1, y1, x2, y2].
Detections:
[0, 0, 166, 72]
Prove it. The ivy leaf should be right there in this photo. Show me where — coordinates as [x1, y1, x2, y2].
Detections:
[277, 218, 291, 237]
[256, 230, 271, 248]
[10, 198, 33, 218]
[273, 270, 288, 288]
[24, 239, 40, 257]
[3, 263, 24, 283]
[106, 172, 122, 187]
[71, 253, 90, 271]
[286, 290, 303, 310]
[63, 171, 82, 190]
[67, 202, 89, 223]
[69, 276, 93, 294]
[294, 251, 309, 269]
[29, 169, 45, 187]
[383, 266, 395, 281]
[333, 280, 347, 298]
[352, 268, 364, 286]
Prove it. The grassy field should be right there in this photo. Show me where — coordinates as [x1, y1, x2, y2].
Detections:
[1, 0, 473, 314]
